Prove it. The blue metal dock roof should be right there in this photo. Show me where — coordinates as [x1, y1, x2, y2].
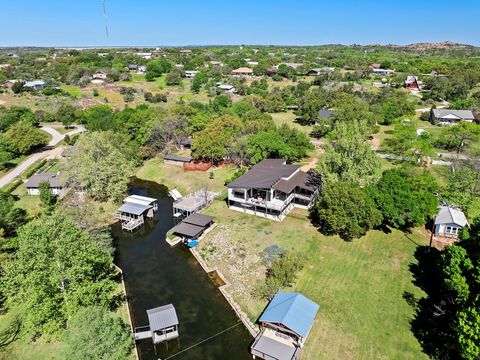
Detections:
[258, 292, 319, 338]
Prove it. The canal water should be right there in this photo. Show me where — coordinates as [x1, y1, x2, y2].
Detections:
[112, 179, 252, 360]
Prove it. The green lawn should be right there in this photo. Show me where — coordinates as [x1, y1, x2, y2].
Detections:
[136, 157, 236, 194]
[60, 85, 83, 98]
[199, 201, 428, 360]
[271, 111, 312, 135]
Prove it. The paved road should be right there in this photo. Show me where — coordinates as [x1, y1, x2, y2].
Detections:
[0, 125, 85, 189]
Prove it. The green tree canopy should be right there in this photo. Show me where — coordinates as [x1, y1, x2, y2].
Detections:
[409, 223, 480, 359]
[63, 306, 133, 360]
[2, 212, 117, 337]
[317, 122, 382, 186]
[6, 121, 49, 155]
[368, 168, 439, 229]
[64, 131, 136, 201]
[310, 182, 382, 241]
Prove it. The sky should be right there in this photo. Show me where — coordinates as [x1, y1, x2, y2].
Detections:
[1, 0, 480, 47]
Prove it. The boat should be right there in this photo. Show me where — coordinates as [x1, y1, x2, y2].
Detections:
[187, 239, 199, 248]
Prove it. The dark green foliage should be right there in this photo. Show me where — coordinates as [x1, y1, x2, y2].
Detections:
[0, 106, 37, 131]
[0, 190, 26, 236]
[258, 252, 305, 299]
[311, 182, 382, 241]
[409, 225, 480, 359]
[1, 212, 117, 337]
[7, 121, 48, 155]
[81, 104, 116, 131]
[165, 70, 183, 86]
[145, 59, 172, 81]
[224, 167, 247, 186]
[63, 306, 133, 360]
[369, 169, 439, 229]
[39, 181, 56, 211]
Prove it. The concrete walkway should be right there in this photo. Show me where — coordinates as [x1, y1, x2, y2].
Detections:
[0, 125, 85, 189]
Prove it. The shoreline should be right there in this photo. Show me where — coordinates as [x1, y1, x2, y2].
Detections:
[189, 246, 259, 338]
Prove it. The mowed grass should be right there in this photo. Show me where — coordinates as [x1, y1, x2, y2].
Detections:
[199, 201, 428, 360]
[136, 157, 236, 194]
[271, 110, 312, 135]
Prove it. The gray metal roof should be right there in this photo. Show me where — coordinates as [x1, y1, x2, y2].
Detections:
[117, 202, 151, 216]
[251, 333, 298, 360]
[170, 222, 205, 238]
[183, 213, 214, 227]
[24, 173, 64, 188]
[432, 109, 474, 120]
[227, 159, 299, 189]
[164, 154, 192, 162]
[435, 205, 469, 227]
[147, 304, 179, 332]
[318, 108, 333, 119]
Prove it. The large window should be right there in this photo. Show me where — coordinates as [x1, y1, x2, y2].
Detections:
[445, 226, 459, 235]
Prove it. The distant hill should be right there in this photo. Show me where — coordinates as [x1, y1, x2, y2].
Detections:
[404, 41, 477, 51]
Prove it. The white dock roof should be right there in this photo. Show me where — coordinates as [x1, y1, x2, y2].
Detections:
[124, 195, 157, 206]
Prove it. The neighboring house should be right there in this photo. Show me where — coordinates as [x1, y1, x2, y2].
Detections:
[137, 65, 147, 74]
[24, 80, 45, 91]
[434, 205, 469, 239]
[251, 292, 319, 360]
[135, 52, 152, 60]
[405, 76, 421, 91]
[217, 83, 236, 93]
[317, 108, 333, 121]
[276, 63, 304, 70]
[371, 68, 394, 75]
[431, 109, 475, 126]
[185, 70, 199, 78]
[306, 67, 334, 76]
[128, 64, 138, 71]
[25, 173, 64, 195]
[232, 67, 254, 76]
[246, 61, 259, 66]
[92, 70, 108, 84]
[226, 159, 320, 221]
[209, 61, 224, 67]
[180, 49, 192, 55]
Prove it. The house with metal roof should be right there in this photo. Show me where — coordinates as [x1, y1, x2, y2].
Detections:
[24, 80, 45, 91]
[251, 292, 319, 360]
[226, 159, 320, 221]
[434, 205, 469, 239]
[25, 173, 64, 195]
[431, 109, 475, 126]
[163, 154, 193, 166]
[232, 67, 254, 76]
[114, 195, 158, 231]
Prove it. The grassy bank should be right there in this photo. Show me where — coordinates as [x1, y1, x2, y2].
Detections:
[198, 200, 427, 360]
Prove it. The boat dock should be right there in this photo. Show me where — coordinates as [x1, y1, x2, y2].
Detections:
[114, 195, 158, 231]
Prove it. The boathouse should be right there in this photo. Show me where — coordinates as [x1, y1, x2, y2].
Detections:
[251, 292, 319, 360]
[115, 195, 158, 231]
[169, 213, 214, 247]
[134, 304, 179, 344]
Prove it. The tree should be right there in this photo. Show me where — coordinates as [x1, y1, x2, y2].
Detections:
[64, 131, 136, 201]
[437, 122, 480, 155]
[317, 122, 381, 187]
[192, 116, 241, 162]
[385, 123, 434, 161]
[310, 182, 382, 241]
[63, 306, 133, 360]
[0, 190, 26, 236]
[147, 115, 189, 153]
[7, 121, 49, 154]
[81, 105, 116, 132]
[165, 70, 183, 86]
[258, 252, 305, 299]
[1, 212, 117, 337]
[145, 59, 172, 81]
[56, 102, 78, 129]
[0, 106, 37, 131]
[39, 180, 56, 211]
[409, 225, 480, 359]
[369, 169, 439, 229]
[0, 135, 15, 170]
